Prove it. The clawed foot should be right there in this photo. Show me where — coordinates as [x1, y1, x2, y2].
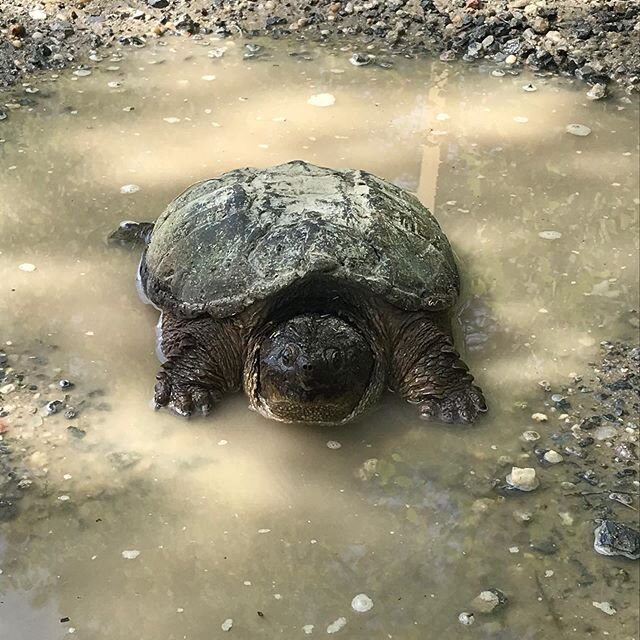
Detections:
[154, 370, 217, 417]
[419, 384, 487, 424]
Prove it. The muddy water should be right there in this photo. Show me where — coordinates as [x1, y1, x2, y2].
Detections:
[1, 39, 639, 639]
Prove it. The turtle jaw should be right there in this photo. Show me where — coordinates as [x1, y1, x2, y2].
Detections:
[245, 313, 375, 426]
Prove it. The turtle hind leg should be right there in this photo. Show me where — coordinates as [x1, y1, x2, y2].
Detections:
[108, 221, 154, 247]
[390, 314, 487, 424]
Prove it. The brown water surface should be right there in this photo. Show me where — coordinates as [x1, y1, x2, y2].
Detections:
[0, 38, 638, 640]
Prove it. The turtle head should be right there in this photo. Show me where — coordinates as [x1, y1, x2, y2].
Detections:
[255, 314, 374, 425]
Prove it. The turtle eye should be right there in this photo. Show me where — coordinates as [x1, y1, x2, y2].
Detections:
[281, 344, 299, 367]
[326, 349, 344, 370]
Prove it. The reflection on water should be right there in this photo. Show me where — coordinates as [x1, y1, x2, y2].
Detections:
[0, 38, 638, 639]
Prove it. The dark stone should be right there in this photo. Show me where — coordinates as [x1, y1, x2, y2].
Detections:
[594, 520, 640, 560]
[147, 0, 170, 8]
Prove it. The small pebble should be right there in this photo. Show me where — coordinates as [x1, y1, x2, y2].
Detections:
[538, 231, 562, 240]
[543, 450, 563, 464]
[506, 467, 539, 491]
[531, 413, 548, 422]
[471, 588, 508, 613]
[522, 83, 537, 92]
[521, 430, 540, 442]
[458, 612, 475, 625]
[307, 93, 335, 107]
[326, 440, 342, 450]
[592, 601, 616, 616]
[566, 123, 591, 137]
[351, 593, 373, 613]
[221, 618, 233, 632]
[120, 184, 141, 195]
[121, 550, 140, 560]
[18, 263, 36, 272]
[327, 617, 347, 634]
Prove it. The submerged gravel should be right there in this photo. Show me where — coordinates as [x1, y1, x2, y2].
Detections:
[0, 0, 639, 92]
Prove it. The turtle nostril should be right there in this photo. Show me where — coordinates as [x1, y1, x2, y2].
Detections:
[301, 362, 313, 371]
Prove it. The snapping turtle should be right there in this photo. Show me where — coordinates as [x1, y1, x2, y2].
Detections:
[110, 160, 486, 425]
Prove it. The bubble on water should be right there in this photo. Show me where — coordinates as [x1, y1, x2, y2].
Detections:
[217, 439, 228, 446]
[120, 184, 141, 194]
[538, 230, 562, 240]
[351, 593, 374, 612]
[163, 117, 181, 124]
[18, 263, 36, 272]
[201, 75, 217, 81]
[307, 93, 336, 107]
[221, 618, 233, 631]
[326, 440, 342, 449]
[327, 617, 347, 634]
[566, 123, 591, 137]
[121, 550, 140, 560]
[258, 528, 271, 534]
[57, 495, 70, 501]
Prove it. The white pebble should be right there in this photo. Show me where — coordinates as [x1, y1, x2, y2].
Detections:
[514, 116, 529, 123]
[351, 593, 373, 613]
[201, 75, 217, 81]
[163, 117, 181, 124]
[593, 601, 616, 615]
[57, 495, 70, 501]
[458, 612, 475, 625]
[303, 624, 314, 634]
[307, 93, 336, 107]
[18, 263, 36, 272]
[121, 549, 140, 560]
[327, 617, 347, 634]
[543, 450, 563, 464]
[531, 412, 548, 422]
[73, 69, 92, 77]
[326, 440, 342, 449]
[566, 123, 591, 137]
[120, 184, 141, 195]
[538, 231, 562, 240]
[506, 466, 539, 491]
[221, 618, 233, 631]
[29, 8, 47, 20]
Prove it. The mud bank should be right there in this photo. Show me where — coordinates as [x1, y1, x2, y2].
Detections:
[1, 0, 639, 93]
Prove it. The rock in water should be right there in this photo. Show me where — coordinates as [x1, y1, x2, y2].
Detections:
[593, 520, 640, 560]
[506, 467, 539, 491]
[470, 588, 508, 613]
[586, 83, 607, 100]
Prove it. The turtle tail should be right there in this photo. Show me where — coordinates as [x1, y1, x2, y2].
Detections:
[108, 221, 154, 248]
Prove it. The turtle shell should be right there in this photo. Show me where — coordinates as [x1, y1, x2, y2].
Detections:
[142, 160, 459, 317]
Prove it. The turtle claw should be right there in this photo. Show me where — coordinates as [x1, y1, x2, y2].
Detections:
[419, 384, 487, 424]
[154, 371, 215, 418]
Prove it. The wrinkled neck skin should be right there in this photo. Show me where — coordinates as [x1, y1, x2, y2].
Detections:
[242, 280, 388, 425]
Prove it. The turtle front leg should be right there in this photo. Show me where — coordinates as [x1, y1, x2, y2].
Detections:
[154, 312, 244, 417]
[390, 315, 487, 424]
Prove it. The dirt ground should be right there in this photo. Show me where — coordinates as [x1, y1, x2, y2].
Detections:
[0, 0, 639, 93]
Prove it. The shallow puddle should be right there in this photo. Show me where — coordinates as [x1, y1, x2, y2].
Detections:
[0, 38, 638, 639]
